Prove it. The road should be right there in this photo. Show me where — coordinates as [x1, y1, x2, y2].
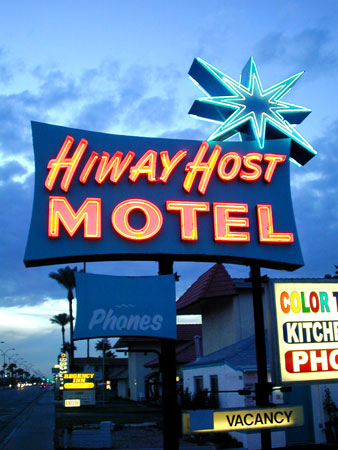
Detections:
[0, 385, 54, 450]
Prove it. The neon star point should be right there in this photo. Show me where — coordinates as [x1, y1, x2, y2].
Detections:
[188, 57, 316, 166]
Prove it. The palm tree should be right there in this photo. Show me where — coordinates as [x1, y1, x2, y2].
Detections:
[95, 338, 112, 355]
[49, 266, 81, 370]
[95, 339, 112, 381]
[50, 313, 71, 348]
[61, 342, 77, 362]
[8, 363, 16, 378]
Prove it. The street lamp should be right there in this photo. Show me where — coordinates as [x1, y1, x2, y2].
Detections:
[8, 354, 19, 363]
[0, 348, 15, 378]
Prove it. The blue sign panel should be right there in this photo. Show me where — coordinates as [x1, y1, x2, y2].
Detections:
[73, 273, 176, 340]
[24, 121, 303, 270]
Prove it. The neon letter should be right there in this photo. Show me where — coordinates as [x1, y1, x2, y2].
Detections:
[213, 203, 250, 242]
[129, 150, 157, 182]
[183, 141, 221, 194]
[48, 196, 101, 238]
[45, 136, 88, 192]
[240, 153, 263, 181]
[166, 201, 209, 241]
[112, 199, 163, 241]
[217, 152, 242, 181]
[79, 151, 99, 184]
[95, 150, 135, 184]
[257, 204, 294, 243]
[263, 154, 286, 182]
[159, 150, 187, 183]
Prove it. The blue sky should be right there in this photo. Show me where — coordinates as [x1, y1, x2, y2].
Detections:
[0, 0, 337, 376]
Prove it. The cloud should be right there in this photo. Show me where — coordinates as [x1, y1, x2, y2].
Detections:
[255, 28, 338, 77]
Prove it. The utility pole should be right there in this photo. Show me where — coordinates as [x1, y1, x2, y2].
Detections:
[158, 259, 179, 450]
[251, 265, 272, 450]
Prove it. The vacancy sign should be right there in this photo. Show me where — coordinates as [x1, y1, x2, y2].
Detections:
[272, 282, 338, 383]
[182, 406, 303, 434]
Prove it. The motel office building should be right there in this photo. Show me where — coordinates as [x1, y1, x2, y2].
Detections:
[176, 263, 338, 449]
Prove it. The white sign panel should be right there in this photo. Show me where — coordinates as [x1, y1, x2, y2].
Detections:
[273, 282, 338, 383]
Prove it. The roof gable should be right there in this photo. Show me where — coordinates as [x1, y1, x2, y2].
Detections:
[176, 263, 237, 314]
[184, 332, 270, 371]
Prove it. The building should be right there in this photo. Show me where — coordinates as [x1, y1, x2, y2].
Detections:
[176, 263, 338, 448]
[114, 324, 202, 402]
[73, 356, 128, 398]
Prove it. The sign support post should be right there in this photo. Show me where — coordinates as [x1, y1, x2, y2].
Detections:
[251, 264, 272, 450]
[158, 259, 179, 450]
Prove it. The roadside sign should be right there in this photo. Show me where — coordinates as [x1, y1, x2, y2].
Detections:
[182, 406, 304, 433]
[269, 281, 338, 383]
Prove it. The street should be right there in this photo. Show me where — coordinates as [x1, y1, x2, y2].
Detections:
[0, 385, 54, 450]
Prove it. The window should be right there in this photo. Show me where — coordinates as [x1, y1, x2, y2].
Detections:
[194, 376, 203, 393]
[210, 375, 218, 393]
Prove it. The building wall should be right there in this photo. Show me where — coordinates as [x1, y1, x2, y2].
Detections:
[201, 290, 259, 356]
[127, 342, 161, 401]
[183, 362, 245, 409]
[117, 379, 128, 398]
[201, 299, 235, 355]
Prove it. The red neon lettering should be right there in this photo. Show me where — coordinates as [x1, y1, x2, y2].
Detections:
[95, 151, 135, 184]
[257, 204, 294, 243]
[263, 154, 286, 182]
[159, 150, 187, 183]
[45, 136, 88, 192]
[183, 141, 221, 194]
[129, 150, 157, 183]
[166, 201, 209, 241]
[213, 203, 250, 242]
[79, 151, 99, 184]
[217, 152, 242, 181]
[111, 199, 163, 241]
[240, 153, 263, 181]
[48, 196, 101, 238]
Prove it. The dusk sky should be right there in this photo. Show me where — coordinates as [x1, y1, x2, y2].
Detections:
[0, 0, 337, 376]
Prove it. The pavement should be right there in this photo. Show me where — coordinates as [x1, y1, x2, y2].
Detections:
[1, 390, 335, 449]
[1, 388, 54, 450]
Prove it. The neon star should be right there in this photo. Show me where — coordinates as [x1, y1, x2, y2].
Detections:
[188, 57, 316, 166]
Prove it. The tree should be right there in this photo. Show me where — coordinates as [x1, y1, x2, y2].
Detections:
[95, 339, 112, 355]
[49, 266, 82, 370]
[8, 363, 17, 378]
[61, 342, 77, 361]
[95, 339, 113, 381]
[50, 313, 71, 348]
[325, 265, 338, 279]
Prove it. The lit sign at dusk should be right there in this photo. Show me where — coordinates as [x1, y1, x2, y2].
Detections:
[271, 282, 338, 383]
[25, 57, 315, 270]
[63, 373, 95, 390]
[24, 122, 303, 269]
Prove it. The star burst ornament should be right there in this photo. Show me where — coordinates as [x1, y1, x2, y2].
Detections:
[188, 57, 316, 166]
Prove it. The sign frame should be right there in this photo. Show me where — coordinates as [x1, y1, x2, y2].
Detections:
[267, 280, 338, 385]
[24, 122, 303, 271]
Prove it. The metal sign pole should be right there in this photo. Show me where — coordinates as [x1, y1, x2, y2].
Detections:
[158, 259, 179, 450]
[250, 264, 272, 450]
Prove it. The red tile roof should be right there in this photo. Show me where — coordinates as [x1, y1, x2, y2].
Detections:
[145, 340, 201, 368]
[176, 263, 237, 314]
[114, 323, 202, 348]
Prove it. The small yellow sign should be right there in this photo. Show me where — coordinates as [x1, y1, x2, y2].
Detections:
[64, 382, 95, 390]
[65, 399, 80, 407]
[183, 406, 304, 434]
[63, 373, 95, 390]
